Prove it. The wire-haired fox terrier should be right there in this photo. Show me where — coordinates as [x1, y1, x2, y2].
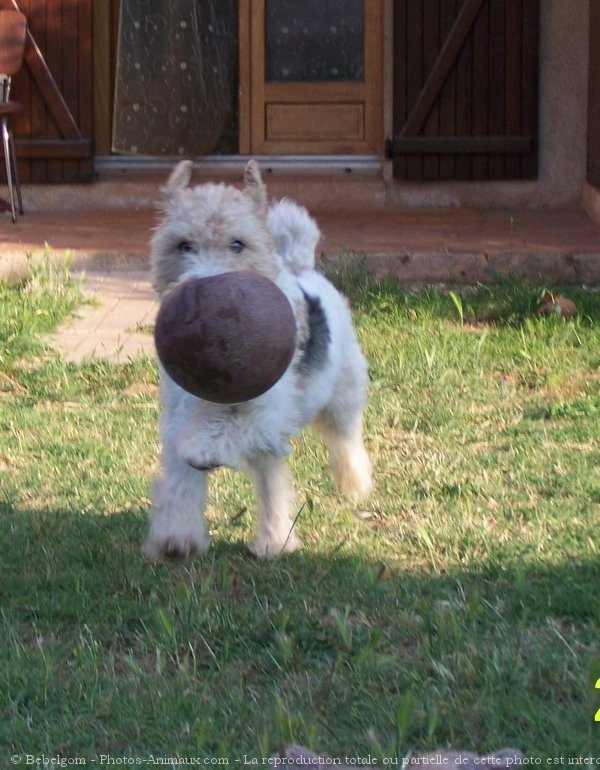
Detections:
[143, 160, 372, 560]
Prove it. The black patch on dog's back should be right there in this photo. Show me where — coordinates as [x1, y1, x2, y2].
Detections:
[296, 291, 331, 375]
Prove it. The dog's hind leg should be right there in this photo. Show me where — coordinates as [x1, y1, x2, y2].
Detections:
[244, 452, 301, 558]
[316, 363, 372, 501]
[319, 414, 372, 501]
[142, 459, 210, 560]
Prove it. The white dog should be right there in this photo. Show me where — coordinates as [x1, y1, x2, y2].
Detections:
[143, 160, 372, 560]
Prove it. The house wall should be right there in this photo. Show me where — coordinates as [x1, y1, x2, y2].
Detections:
[21, 0, 594, 212]
[383, 0, 590, 207]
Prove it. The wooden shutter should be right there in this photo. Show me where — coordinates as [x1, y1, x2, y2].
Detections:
[588, 0, 600, 187]
[390, 0, 539, 180]
[0, 0, 93, 183]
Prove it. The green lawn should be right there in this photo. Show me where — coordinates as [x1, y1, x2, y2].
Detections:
[1, 257, 599, 761]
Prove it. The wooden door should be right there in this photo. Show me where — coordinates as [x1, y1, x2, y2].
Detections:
[390, 0, 539, 180]
[588, 0, 600, 187]
[240, 0, 382, 155]
[0, 0, 93, 183]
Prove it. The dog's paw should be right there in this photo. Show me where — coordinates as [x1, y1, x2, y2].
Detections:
[177, 434, 240, 472]
[339, 465, 373, 502]
[142, 530, 210, 561]
[248, 532, 301, 560]
[331, 443, 373, 502]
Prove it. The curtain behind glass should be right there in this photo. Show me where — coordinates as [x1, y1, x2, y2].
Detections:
[112, 0, 238, 156]
[266, 0, 364, 82]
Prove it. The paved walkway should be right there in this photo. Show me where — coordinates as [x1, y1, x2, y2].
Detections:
[49, 271, 158, 363]
[1, 203, 599, 363]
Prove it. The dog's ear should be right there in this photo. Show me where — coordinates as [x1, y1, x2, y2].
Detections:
[243, 160, 268, 216]
[163, 160, 193, 198]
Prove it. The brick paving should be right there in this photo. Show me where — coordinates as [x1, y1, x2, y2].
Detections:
[48, 271, 158, 363]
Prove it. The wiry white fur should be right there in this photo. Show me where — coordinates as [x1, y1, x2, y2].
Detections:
[143, 160, 372, 561]
[267, 199, 320, 273]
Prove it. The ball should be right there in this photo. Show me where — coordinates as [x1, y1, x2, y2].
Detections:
[154, 271, 297, 403]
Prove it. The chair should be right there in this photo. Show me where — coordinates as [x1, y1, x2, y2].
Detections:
[0, 10, 26, 223]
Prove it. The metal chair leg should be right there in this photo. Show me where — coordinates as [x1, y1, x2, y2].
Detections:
[8, 125, 22, 215]
[1, 116, 17, 223]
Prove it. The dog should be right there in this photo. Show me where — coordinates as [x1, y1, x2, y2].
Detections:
[143, 160, 372, 560]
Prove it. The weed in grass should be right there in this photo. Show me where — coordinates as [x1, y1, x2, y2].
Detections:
[0, 256, 599, 757]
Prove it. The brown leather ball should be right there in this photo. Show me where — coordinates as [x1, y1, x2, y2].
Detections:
[155, 271, 297, 403]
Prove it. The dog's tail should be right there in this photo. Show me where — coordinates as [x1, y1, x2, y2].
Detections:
[267, 199, 321, 273]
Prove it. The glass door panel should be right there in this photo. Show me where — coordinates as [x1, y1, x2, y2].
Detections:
[265, 0, 364, 82]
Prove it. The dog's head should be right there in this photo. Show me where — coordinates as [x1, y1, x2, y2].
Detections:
[151, 160, 281, 296]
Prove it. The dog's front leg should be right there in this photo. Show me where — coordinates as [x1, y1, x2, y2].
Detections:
[142, 458, 210, 560]
[245, 452, 301, 559]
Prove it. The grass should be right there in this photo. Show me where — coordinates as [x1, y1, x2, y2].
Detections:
[0, 255, 599, 762]
[0, 249, 82, 370]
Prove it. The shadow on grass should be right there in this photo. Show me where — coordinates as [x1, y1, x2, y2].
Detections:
[1, 501, 599, 756]
[3, 501, 598, 624]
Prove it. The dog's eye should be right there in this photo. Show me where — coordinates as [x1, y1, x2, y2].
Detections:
[176, 240, 195, 255]
[229, 239, 245, 254]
